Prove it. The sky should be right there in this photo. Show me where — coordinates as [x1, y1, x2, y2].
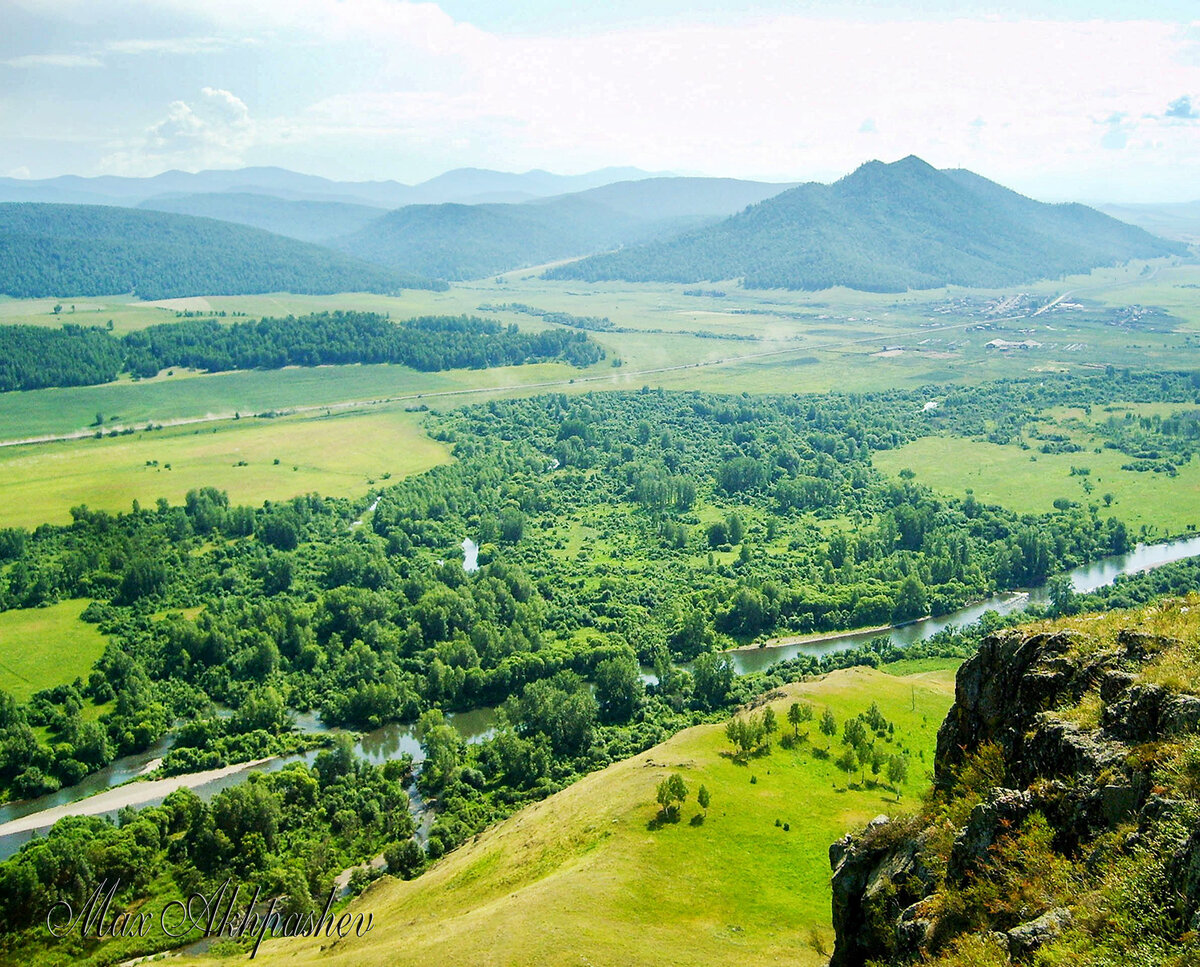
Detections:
[1, 1, 1198, 202]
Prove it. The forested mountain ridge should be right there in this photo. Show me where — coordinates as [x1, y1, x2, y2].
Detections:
[1097, 199, 1200, 243]
[548, 156, 1189, 291]
[0, 203, 439, 300]
[0, 165, 665, 209]
[332, 177, 792, 280]
[331, 196, 651, 280]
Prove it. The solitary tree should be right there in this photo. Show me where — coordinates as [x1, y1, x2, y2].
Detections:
[887, 755, 909, 796]
[788, 701, 813, 737]
[656, 773, 688, 821]
[697, 784, 711, 817]
[819, 708, 837, 743]
[762, 706, 777, 743]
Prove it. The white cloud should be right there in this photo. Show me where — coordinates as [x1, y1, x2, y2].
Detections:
[102, 87, 254, 174]
[105, 36, 256, 56]
[3, 53, 103, 68]
[250, 11, 1200, 188]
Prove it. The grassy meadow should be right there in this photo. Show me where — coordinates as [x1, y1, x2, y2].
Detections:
[874, 412, 1200, 539]
[208, 667, 954, 967]
[0, 407, 451, 528]
[0, 600, 107, 700]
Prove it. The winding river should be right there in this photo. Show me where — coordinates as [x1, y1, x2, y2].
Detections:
[3, 533, 1200, 860]
[725, 533, 1200, 675]
[0, 708, 497, 860]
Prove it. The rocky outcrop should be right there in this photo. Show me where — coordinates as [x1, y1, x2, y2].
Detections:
[828, 624, 1200, 967]
[1005, 906, 1072, 957]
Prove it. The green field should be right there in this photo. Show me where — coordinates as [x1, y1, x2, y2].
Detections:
[874, 434, 1200, 538]
[0, 407, 451, 528]
[0, 600, 107, 700]
[217, 667, 954, 967]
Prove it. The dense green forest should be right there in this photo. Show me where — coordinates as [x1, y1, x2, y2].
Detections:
[0, 745, 415, 963]
[3, 371, 1200, 963]
[0, 204, 442, 300]
[549, 156, 1187, 290]
[0, 313, 604, 392]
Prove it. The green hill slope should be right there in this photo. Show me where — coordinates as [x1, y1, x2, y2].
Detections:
[548, 156, 1187, 291]
[0, 203, 433, 300]
[206, 666, 954, 967]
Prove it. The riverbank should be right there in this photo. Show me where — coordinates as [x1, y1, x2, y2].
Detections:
[732, 621, 898, 653]
[0, 756, 274, 838]
[731, 592, 1031, 655]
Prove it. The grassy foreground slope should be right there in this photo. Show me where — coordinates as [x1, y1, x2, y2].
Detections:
[226, 667, 954, 967]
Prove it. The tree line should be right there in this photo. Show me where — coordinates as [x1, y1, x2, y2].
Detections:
[0, 312, 604, 392]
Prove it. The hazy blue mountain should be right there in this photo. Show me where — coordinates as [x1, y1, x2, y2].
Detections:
[336, 176, 792, 279]
[548, 156, 1188, 291]
[0, 203, 435, 300]
[1097, 201, 1200, 243]
[0, 165, 665, 210]
[137, 192, 387, 243]
[332, 196, 655, 280]
[561, 176, 794, 219]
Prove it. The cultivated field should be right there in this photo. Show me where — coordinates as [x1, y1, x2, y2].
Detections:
[875, 410, 1200, 538]
[2, 257, 1199, 532]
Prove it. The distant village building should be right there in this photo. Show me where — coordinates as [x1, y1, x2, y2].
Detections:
[985, 338, 1042, 350]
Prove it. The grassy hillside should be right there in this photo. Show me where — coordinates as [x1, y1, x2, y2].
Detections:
[549, 156, 1186, 291]
[218, 666, 955, 967]
[0, 203, 434, 300]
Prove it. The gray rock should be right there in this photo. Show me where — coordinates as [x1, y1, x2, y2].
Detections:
[1118, 629, 1177, 662]
[949, 788, 1032, 882]
[1162, 694, 1200, 735]
[1007, 907, 1072, 956]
